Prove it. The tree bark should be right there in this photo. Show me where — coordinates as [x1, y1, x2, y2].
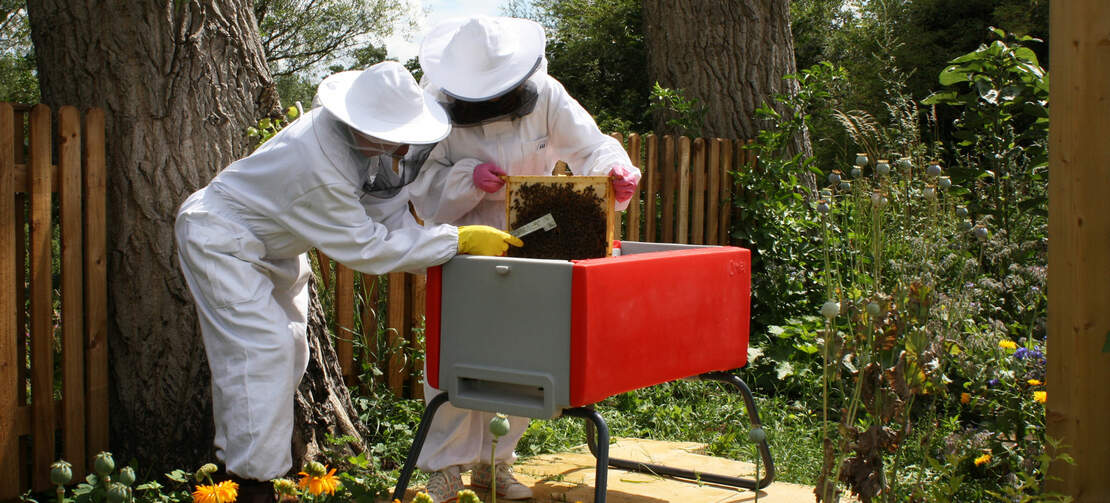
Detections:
[642, 0, 811, 160]
[26, 0, 364, 474]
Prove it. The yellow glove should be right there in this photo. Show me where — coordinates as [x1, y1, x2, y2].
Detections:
[457, 225, 524, 256]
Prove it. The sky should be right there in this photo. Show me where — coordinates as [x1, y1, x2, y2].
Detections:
[384, 0, 508, 63]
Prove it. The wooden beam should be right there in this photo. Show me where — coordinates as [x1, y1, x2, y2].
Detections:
[1046, 1, 1110, 500]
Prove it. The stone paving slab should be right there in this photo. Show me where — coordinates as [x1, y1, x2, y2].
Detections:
[400, 437, 822, 502]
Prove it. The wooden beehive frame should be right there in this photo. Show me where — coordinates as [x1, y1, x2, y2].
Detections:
[504, 175, 615, 257]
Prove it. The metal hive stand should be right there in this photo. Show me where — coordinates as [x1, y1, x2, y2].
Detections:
[391, 370, 775, 502]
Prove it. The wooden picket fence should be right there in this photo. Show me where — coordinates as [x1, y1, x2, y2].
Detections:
[317, 133, 756, 398]
[0, 103, 109, 498]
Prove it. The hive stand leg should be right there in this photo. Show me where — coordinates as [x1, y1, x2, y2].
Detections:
[562, 407, 610, 503]
[582, 371, 775, 490]
[392, 392, 450, 502]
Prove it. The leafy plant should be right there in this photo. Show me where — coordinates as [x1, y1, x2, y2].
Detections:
[922, 27, 1048, 246]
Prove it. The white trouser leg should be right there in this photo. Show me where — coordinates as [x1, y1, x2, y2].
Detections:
[416, 364, 530, 472]
[176, 190, 310, 481]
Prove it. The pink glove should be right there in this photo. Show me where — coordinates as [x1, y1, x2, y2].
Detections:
[473, 163, 507, 193]
[608, 163, 641, 202]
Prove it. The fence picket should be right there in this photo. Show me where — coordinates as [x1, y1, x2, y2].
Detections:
[719, 140, 733, 245]
[409, 274, 426, 399]
[83, 108, 108, 462]
[336, 264, 355, 385]
[29, 105, 55, 491]
[692, 138, 706, 244]
[387, 272, 409, 395]
[644, 134, 658, 242]
[677, 136, 691, 244]
[661, 135, 675, 243]
[626, 134, 642, 241]
[58, 106, 86, 480]
[707, 139, 721, 245]
[358, 274, 380, 389]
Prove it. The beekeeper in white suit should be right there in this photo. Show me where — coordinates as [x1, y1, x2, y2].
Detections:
[405, 16, 642, 502]
[175, 61, 521, 503]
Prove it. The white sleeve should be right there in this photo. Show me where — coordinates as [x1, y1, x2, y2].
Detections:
[278, 183, 458, 275]
[406, 141, 489, 224]
[543, 77, 638, 211]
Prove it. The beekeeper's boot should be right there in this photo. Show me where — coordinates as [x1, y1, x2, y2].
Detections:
[470, 463, 533, 500]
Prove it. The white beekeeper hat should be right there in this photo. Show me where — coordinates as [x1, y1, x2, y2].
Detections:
[420, 15, 546, 101]
[315, 61, 450, 144]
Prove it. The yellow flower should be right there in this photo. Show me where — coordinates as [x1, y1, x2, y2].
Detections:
[974, 453, 992, 466]
[193, 480, 238, 503]
[960, 392, 971, 404]
[1027, 379, 1042, 386]
[998, 340, 1017, 350]
[1034, 390, 1047, 404]
[298, 467, 341, 496]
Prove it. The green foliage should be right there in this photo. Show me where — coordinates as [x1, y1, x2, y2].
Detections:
[255, 0, 414, 77]
[247, 104, 302, 149]
[735, 62, 848, 338]
[0, 1, 39, 104]
[512, 0, 651, 132]
[646, 83, 705, 138]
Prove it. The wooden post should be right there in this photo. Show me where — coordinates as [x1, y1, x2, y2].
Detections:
[1046, 1, 1110, 500]
[0, 103, 18, 502]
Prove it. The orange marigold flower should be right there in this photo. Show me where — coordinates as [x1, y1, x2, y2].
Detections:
[1034, 390, 1047, 404]
[1027, 379, 1042, 386]
[298, 467, 341, 496]
[974, 453, 991, 466]
[960, 392, 971, 404]
[193, 480, 238, 503]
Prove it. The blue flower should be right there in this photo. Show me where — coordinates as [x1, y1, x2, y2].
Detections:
[1014, 347, 1029, 360]
[987, 378, 1000, 388]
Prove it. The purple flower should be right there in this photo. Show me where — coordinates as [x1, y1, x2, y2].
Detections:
[987, 378, 1000, 388]
[1014, 347, 1029, 360]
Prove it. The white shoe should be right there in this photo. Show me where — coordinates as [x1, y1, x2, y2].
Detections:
[470, 463, 534, 500]
[424, 465, 465, 503]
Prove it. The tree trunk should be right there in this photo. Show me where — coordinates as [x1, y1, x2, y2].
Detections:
[25, 0, 365, 474]
[642, 0, 812, 159]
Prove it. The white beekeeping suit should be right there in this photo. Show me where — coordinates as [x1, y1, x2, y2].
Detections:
[407, 17, 641, 229]
[174, 61, 520, 495]
[403, 15, 642, 503]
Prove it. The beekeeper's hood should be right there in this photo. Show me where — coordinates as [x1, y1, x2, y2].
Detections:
[313, 61, 450, 197]
[420, 16, 546, 126]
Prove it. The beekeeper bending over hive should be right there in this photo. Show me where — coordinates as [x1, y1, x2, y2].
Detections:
[404, 16, 642, 502]
[174, 61, 521, 503]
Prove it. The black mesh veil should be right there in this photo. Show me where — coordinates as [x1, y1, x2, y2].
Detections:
[313, 107, 437, 199]
[361, 143, 435, 199]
